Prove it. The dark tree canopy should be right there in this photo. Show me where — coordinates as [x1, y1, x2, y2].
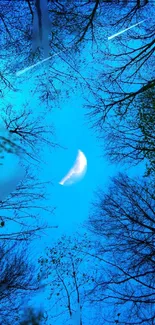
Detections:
[98, 87, 155, 176]
[87, 173, 155, 324]
[0, 241, 42, 325]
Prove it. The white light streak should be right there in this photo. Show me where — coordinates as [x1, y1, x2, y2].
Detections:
[16, 48, 67, 77]
[108, 19, 147, 40]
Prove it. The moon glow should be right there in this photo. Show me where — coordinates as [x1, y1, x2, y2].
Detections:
[59, 150, 87, 186]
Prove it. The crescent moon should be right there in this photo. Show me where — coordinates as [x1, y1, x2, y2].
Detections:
[59, 150, 87, 186]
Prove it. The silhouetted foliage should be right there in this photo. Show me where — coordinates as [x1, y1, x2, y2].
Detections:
[0, 241, 42, 325]
[38, 234, 104, 325]
[87, 173, 155, 324]
[19, 307, 47, 325]
[98, 88, 155, 177]
[86, 1, 155, 126]
[1, 104, 58, 164]
[0, 167, 57, 241]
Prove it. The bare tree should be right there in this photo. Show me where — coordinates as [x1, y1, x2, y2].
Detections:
[1, 0, 154, 109]
[38, 233, 104, 325]
[97, 88, 155, 176]
[0, 0, 100, 106]
[0, 241, 43, 325]
[0, 86, 58, 241]
[0, 167, 57, 241]
[86, 173, 155, 324]
[0, 104, 59, 164]
[110, 0, 150, 26]
[85, 0, 155, 126]
[0, 126, 23, 165]
[0, 2, 61, 241]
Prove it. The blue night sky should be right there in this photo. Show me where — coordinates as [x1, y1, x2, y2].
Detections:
[1, 31, 147, 251]
[0, 1, 154, 324]
[3, 51, 146, 243]
[1, 57, 145, 251]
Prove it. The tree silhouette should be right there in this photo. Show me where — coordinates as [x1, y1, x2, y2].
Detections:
[87, 173, 155, 324]
[0, 0, 99, 107]
[1, 104, 59, 164]
[1, 2, 155, 323]
[0, 241, 43, 325]
[0, 3, 60, 240]
[86, 1, 155, 126]
[98, 88, 155, 176]
[0, 167, 57, 241]
[38, 234, 105, 325]
[2, 0, 153, 120]
[19, 307, 47, 325]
